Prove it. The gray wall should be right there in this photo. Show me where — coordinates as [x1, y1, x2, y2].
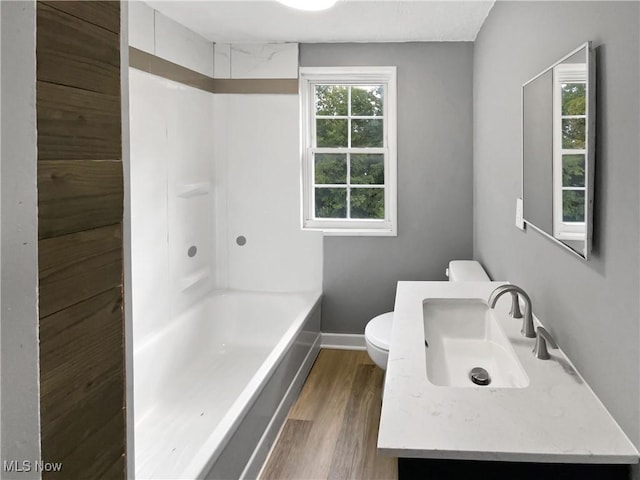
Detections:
[300, 43, 474, 334]
[474, 0, 640, 452]
[1, 1, 42, 477]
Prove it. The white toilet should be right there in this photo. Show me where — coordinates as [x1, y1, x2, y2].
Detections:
[364, 260, 491, 370]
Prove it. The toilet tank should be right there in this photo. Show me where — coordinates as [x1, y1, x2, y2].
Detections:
[447, 260, 490, 282]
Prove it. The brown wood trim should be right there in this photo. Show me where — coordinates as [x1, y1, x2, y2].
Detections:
[212, 78, 299, 95]
[129, 46, 214, 91]
[129, 46, 299, 94]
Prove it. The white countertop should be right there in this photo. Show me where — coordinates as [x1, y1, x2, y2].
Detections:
[377, 281, 639, 464]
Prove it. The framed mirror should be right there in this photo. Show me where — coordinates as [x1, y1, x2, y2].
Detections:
[522, 42, 596, 259]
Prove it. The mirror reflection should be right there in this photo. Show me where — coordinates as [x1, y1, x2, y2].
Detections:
[522, 43, 594, 259]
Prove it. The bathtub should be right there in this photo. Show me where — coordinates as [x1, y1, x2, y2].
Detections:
[133, 290, 322, 479]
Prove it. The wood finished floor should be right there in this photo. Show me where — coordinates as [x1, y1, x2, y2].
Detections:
[259, 349, 398, 480]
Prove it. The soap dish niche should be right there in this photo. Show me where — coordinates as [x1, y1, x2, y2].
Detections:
[180, 269, 209, 292]
[177, 182, 211, 198]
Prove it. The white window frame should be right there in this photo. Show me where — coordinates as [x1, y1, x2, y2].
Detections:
[552, 63, 588, 241]
[299, 66, 397, 236]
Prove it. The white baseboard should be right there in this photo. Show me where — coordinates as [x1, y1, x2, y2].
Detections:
[320, 332, 366, 351]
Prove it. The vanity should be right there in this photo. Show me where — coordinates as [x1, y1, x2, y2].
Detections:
[377, 281, 639, 479]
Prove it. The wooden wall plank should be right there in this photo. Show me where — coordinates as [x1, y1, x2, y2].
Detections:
[40, 1, 120, 34]
[38, 160, 123, 239]
[101, 454, 126, 480]
[43, 408, 125, 480]
[37, 81, 121, 161]
[39, 224, 122, 318]
[39, 288, 124, 478]
[37, 3, 120, 95]
[37, 2, 124, 477]
[41, 357, 123, 460]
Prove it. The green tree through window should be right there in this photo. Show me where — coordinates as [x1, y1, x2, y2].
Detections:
[314, 84, 385, 219]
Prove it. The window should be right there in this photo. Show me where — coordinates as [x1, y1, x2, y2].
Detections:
[299, 67, 397, 236]
[552, 62, 587, 240]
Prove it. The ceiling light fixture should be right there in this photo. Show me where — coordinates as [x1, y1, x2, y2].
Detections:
[276, 0, 338, 11]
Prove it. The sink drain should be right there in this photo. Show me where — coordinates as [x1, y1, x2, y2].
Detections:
[469, 367, 491, 386]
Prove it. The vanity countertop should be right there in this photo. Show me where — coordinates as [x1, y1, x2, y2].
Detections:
[377, 281, 639, 464]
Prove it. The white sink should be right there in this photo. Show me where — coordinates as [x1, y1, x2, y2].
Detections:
[423, 298, 529, 388]
[378, 282, 640, 464]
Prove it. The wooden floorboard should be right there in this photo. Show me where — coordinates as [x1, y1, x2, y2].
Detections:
[260, 349, 397, 480]
[260, 419, 313, 480]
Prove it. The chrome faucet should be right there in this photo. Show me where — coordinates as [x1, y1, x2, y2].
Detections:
[488, 284, 536, 338]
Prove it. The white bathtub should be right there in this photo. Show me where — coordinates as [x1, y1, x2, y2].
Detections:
[134, 290, 322, 479]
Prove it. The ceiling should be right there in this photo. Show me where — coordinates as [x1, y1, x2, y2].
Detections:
[146, 0, 496, 44]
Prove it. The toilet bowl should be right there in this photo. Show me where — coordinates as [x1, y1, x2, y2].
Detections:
[364, 260, 491, 370]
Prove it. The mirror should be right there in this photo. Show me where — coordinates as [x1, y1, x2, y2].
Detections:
[522, 42, 595, 259]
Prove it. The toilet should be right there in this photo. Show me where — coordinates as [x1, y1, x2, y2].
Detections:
[364, 260, 491, 370]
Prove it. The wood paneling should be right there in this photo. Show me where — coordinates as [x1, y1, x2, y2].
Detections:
[40, 1, 120, 34]
[260, 350, 398, 480]
[39, 224, 122, 318]
[38, 160, 123, 239]
[37, 81, 121, 161]
[39, 289, 124, 477]
[37, 3, 120, 95]
[43, 408, 126, 480]
[37, 2, 125, 478]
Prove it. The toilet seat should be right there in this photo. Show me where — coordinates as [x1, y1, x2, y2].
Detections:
[365, 312, 393, 351]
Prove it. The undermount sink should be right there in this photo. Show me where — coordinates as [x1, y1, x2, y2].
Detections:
[423, 298, 529, 388]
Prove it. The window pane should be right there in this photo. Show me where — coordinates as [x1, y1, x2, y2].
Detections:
[351, 188, 384, 219]
[351, 154, 384, 185]
[562, 154, 585, 187]
[315, 188, 347, 218]
[351, 85, 383, 116]
[562, 190, 585, 223]
[561, 83, 586, 116]
[562, 118, 585, 149]
[315, 85, 347, 116]
[317, 119, 348, 147]
[351, 119, 383, 147]
[315, 154, 347, 185]
[562, 118, 585, 148]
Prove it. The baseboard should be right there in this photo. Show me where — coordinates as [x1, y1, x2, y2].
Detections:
[241, 334, 321, 480]
[320, 332, 366, 351]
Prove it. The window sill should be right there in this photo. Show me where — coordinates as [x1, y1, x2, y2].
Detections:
[302, 226, 397, 237]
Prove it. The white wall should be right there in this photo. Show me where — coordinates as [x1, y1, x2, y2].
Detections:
[214, 94, 323, 293]
[213, 41, 322, 293]
[128, 2, 217, 348]
[129, 68, 216, 347]
[214, 43, 299, 79]
[1, 1, 41, 477]
[129, 1, 214, 76]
